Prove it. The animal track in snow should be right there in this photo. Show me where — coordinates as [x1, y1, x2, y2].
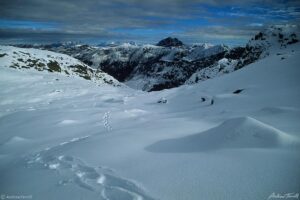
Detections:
[25, 135, 155, 200]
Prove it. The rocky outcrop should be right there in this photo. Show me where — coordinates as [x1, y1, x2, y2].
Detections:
[236, 25, 299, 69]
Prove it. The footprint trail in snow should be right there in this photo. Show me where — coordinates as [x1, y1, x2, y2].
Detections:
[102, 111, 112, 131]
[26, 135, 155, 200]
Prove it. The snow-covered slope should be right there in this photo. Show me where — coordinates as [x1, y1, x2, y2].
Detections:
[0, 45, 120, 86]
[186, 25, 299, 84]
[183, 44, 229, 62]
[1, 29, 300, 200]
[186, 57, 238, 84]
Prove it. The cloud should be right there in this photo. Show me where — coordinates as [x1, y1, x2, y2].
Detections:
[172, 25, 263, 46]
[0, 0, 299, 44]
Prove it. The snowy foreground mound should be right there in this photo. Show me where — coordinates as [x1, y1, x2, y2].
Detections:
[147, 117, 299, 152]
[1, 38, 300, 199]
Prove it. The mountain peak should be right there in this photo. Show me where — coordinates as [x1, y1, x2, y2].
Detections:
[156, 37, 184, 47]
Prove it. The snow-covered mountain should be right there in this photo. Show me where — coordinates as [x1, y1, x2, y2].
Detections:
[0, 45, 120, 86]
[237, 24, 299, 68]
[14, 39, 230, 91]
[1, 25, 300, 200]
[156, 37, 183, 47]
[12, 25, 299, 92]
[186, 25, 299, 84]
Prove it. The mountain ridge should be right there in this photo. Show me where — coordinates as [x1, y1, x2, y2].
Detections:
[0, 45, 121, 87]
[10, 25, 300, 91]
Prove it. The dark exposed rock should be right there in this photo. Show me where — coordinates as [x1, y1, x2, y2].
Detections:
[233, 89, 244, 94]
[157, 37, 183, 47]
[157, 97, 167, 104]
[71, 64, 91, 80]
[287, 38, 298, 45]
[225, 47, 245, 60]
[150, 81, 181, 92]
[47, 61, 61, 72]
[99, 61, 135, 82]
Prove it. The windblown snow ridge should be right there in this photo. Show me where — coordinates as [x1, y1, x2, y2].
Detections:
[146, 117, 299, 153]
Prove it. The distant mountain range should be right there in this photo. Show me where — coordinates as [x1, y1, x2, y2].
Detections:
[11, 25, 299, 91]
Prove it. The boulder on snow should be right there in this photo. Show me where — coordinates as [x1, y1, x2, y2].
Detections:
[157, 97, 168, 104]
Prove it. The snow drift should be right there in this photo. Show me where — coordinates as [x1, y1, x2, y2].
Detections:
[146, 117, 299, 153]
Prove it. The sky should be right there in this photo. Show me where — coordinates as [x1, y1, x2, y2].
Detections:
[0, 0, 299, 46]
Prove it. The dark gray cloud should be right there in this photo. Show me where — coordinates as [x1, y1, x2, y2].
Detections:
[0, 0, 299, 44]
[174, 25, 264, 46]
